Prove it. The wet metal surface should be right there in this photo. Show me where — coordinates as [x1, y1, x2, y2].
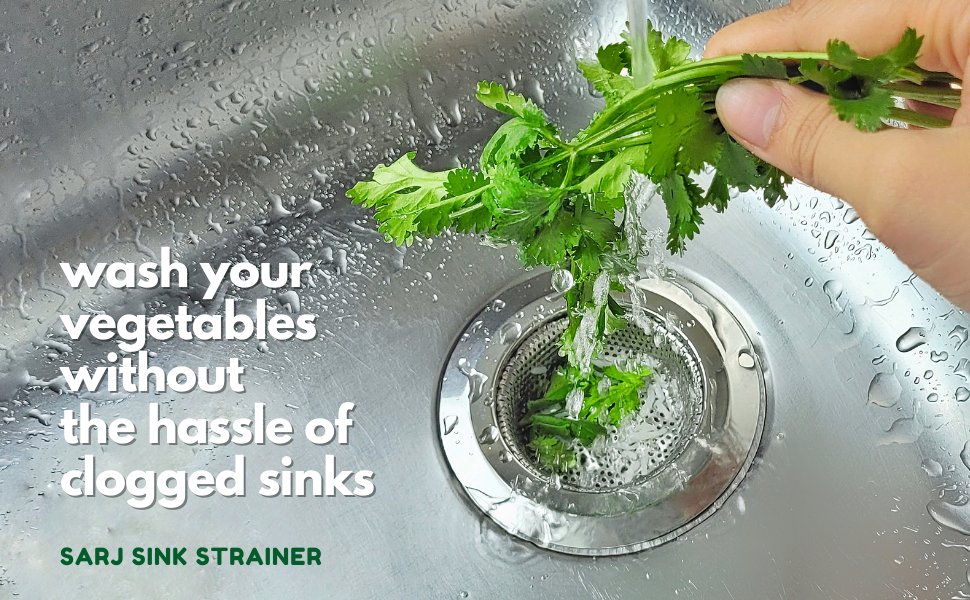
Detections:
[1, 0, 970, 598]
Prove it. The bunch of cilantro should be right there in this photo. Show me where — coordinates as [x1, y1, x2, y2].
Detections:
[349, 23, 960, 473]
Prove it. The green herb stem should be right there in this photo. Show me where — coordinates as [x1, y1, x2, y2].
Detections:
[582, 133, 653, 155]
[885, 81, 963, 109]
[886, 106, 953, 128]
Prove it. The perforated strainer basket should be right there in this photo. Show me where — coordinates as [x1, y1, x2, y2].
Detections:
[495, 313, 706, 492]
[438, 270, 767, 556]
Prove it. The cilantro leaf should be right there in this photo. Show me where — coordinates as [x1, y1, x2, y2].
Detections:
[596, 42, 631, 74]
[577, 60, 636, 105]
[714, 137, 761, 190]
[676, 104, 723, 172]
[444, 169, 494, 233]
[517, 212, 580, 267]
[529, 435, 576, 472]
[480, 118, 541, 167]
[704, 172, 730, 212]
[828, 27, 922, 81]
[797, 58, 852, 89]
[577, 208, 621, 248]
[829, 87, 894, 131]
[761, 164, 791, 207]
[641, 88, 697, 180]
[578, 147, 641, 198]
[347, 152, 451, 245]
[476, 81, 552, 131]
[487, 162, 566, 242]
[660, 172, 702, 253]
[740, 54, 789, 79]
[646, 20, 692, 74]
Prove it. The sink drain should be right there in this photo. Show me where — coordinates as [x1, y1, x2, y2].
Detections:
[495, 315, 705, 492]
[438, 270, 767, 556]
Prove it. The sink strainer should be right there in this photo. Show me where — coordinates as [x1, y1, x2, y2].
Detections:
[438, 270, 768, 556]
[495, 315, 705, 493]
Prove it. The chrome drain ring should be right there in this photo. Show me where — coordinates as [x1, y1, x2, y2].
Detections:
[438, 270, 768, 556]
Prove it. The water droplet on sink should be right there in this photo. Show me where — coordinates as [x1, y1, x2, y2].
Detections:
[823, 280, 844, 309]
[957, 387, 970, 402]
[867, 373, 901, 408]
[804, 277, 813, 287]
[478, 425, 499, 445]
[927, 499, 970, 535]
[922, 458, 943, 477]
[499, 322, 522, 345]
[458, 358, 489, 403]
[956, 358, 970, 380]
[737, 351, 755, 369]
[27, 409, 50, 426]
[491, 299, 506, 312]
[879, 416, 922, 445]
[896, 327, 928, 352]
[443, 415, 459, 435]
[843, 208, 860, 223]
[924, 370, 934, 380]
[950, 326, 969, 350]
[931, 351, 949, 362]
[551, 269, 574, 293]
[894, 556, 904, 565]
[823, 230, 839, 249]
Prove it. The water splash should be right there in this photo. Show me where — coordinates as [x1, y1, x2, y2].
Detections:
[623, 175, 660, 262]
[565, 388, 584, 420]
[568, 271, 613, 375]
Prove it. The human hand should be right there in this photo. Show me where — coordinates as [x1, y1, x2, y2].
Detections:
[705, 0, 970, 310]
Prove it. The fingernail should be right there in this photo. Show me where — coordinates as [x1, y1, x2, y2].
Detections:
[715, 79, 785, 149]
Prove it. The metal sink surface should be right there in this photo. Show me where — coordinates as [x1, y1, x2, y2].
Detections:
[0, 0, 968, 598]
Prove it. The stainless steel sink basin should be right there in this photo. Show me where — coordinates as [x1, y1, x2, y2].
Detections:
[1, 0, 969, 597]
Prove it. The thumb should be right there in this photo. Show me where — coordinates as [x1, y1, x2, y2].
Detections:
[715, 78, 970, 309]
[714, 78, 891, 201]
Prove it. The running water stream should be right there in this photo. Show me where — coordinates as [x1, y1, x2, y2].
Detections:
[627, 0, 653, 86]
